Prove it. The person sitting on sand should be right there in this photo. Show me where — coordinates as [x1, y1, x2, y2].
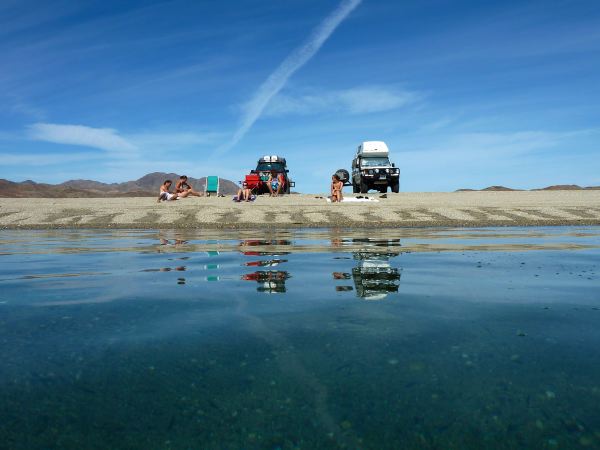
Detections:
[235, 184, 253, 202]
[330, 174, 343, 202]
[267, 170, 285, 197]
[157, 180, 190, 202]
[176, 175, 202, 197]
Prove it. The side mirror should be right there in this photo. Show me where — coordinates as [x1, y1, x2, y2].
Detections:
[392, 163, 395, 167]
[286, 169, 289, 173]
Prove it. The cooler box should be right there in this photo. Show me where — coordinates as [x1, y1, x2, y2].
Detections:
[244, 174, 262, 190]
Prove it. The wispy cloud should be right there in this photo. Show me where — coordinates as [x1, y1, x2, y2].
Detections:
[0, 152, 96, 166]
[28, 123, 137, 155]
[1, 93, 46, 120]
[128, 131, 222, 148]
[446, 130, 595, 157]
[417, 117, 455, 132]
[27, 122, 224, 161]
[219, 0, 362, 153]
[390, 129, 600, 190]
[265, 86, 418, 117]
[399, 129, 599, 167]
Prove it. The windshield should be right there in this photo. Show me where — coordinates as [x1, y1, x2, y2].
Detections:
[360, 157, 391, 167]
[256, 162, 285, 172]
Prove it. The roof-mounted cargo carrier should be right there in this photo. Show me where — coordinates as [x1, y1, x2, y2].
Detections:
[356, 141, 389, 158]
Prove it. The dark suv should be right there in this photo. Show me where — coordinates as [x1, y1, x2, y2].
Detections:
[243, 155, 294, 195]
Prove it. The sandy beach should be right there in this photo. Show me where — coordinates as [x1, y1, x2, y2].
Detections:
[1, 191, 599, 229]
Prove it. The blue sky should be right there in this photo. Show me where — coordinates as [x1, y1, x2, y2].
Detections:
[1, 0, 599, 192]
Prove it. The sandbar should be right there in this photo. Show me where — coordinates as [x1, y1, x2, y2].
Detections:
[1, 191, 599, 229]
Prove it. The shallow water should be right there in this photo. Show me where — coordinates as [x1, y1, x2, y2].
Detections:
[0, 227, 599, 449]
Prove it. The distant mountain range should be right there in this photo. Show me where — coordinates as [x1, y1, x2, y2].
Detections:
[2, 177, 598, 197]
[456, 185, 600, 192]
[0, 173, 240, 197]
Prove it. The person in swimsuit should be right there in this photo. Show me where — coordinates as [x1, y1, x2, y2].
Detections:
[157, 180, 190, 202]
[267, 170, 285, 197]
[175, 175, 202, 197]
[330, 174, 343, 203]
[235, 183, 253, 202]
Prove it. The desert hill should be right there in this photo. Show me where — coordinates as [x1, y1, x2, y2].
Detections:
[456, 186, 516, 192]
[482, 186, 517, 191]
[457, 185, 599, 192]
[0, 173, 239, 198]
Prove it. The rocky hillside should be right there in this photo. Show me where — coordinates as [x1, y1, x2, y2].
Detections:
[457, 185, 599, 192]
[0, 173, 240, 197]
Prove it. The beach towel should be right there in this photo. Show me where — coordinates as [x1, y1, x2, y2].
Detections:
[233, 195, 257, 202]
[326, 197, 379, 203]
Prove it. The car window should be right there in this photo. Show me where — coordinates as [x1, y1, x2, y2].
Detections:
[360, 157, 391, 167]
[256, 162, 285, 172]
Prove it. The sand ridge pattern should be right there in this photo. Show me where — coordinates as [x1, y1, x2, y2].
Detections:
[0, 191, 599, 229]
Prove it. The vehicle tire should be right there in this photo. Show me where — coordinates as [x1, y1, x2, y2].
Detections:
[335, 169, 350, 184]
[352, 183, 359, 193]
[359, 179, 369, 194]
[391, 180, 399, 193]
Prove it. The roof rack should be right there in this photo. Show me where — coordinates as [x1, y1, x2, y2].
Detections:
[259, 155, 286, 164]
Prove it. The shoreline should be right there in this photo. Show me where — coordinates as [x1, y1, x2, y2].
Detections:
[3, 220, 600, 230]
[1, 191, 599, 230]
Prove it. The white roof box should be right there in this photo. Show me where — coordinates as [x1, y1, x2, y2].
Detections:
[357, 141, 389, 157]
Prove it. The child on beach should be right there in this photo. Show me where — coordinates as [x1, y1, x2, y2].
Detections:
[175, 175, 203, 197]
[330, 174, 343, 202]
[157, 180, 190, 202]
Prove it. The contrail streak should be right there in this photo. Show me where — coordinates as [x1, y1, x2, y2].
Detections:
[217, 0, 362, 153]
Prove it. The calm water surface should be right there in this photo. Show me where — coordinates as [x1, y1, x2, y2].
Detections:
[0, 227, 599, 449]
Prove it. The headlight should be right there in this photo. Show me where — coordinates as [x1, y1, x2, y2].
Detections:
[386, 169, 390, 173]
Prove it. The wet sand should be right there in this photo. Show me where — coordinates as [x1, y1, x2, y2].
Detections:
[0, 191, 599, 229]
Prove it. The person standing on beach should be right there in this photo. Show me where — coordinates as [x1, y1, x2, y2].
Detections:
[176, 175, 202, 197]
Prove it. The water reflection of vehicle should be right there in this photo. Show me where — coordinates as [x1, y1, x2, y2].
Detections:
[350, 238, 401, 300]
[240, 239, 292, 256]
[352, 253, 401, 300]
[242, 271, 290, 293]
[245, 259, 287, 267]
[240, 239, 292, 247]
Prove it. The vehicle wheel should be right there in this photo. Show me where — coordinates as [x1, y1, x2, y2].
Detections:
[335, 169, 350, 184]
[352, 183, 359, 193]
[391, 180, 399, 193]
[360, 180, 369, 194]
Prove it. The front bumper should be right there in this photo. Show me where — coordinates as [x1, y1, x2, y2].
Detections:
[362, 173, 399, 184]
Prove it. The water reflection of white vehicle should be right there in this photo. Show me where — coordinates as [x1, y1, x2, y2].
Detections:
[352, 253, 401, 300]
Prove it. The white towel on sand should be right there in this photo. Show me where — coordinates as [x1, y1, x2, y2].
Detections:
[326, 197, 379, 203]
